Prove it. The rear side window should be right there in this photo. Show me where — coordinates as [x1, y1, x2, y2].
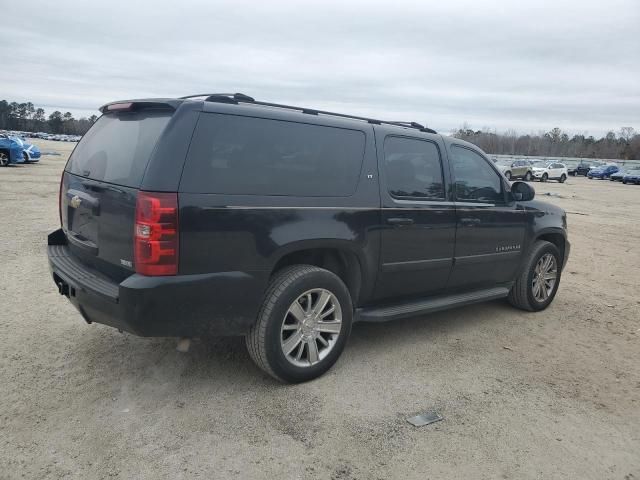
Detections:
[383, 136, 444, 200]
[66, 110, 172, 187]
[181, 113, 366, 196]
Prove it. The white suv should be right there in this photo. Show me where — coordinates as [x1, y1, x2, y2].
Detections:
[531, 161, 568, 183]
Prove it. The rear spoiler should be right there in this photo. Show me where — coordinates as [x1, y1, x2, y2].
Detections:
[99, 98, 183, 114]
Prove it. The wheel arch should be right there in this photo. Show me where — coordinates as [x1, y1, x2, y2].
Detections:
[269, 241, 366, 305]
[0, 148, 10, 165]
[534, 229, 566, 266]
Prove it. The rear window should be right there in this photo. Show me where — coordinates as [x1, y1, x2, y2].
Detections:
[66, 110, 172, 187]
[180, 113, 366, 196]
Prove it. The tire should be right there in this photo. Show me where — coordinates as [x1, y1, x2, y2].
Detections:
[541, 173, 548, 182]
[559, 174, 566, 183]
[0, 152, 9, 167]
[524, 171, 533, 181]
[246, 265, 353, 383]
[623, 179, 627, 184]
[508, 240, 562, 312]
[23, 152, 30, 164]
[504, 171, 512, 180]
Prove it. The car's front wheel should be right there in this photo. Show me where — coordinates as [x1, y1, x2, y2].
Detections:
[508, 240, 562, 312]
[541, 173, 548, 182]
[504, 171, 512, 180]
[559, 174, 567, 183]
[246, 265, 353, 383]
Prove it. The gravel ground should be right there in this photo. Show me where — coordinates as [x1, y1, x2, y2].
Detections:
[1, 140, 639, 479]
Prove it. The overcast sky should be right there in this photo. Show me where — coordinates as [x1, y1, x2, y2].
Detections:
[1, 0, 638, 136]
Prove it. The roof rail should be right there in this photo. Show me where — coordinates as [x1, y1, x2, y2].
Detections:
[180, 93, 437, 134]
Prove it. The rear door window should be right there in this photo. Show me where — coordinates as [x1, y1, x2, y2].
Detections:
[383, 136, 444, 200]
[181, 113, 366, 196]
[66, 110, 172, 187]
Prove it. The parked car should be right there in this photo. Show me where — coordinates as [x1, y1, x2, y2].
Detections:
[494, 159, 533, 181]
[531, 161, 568, 182]
[568, 161, 602, 176]
[622, 168, 640, 184]
[47, 93, 570, 383]
[10, 136, 41, 163]
[587, 164, 618, 179]
[610, 168, 629, 181]
[0, 134, 27, 166]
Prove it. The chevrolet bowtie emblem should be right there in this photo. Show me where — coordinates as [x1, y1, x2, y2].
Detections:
[70, 195, 82, 209]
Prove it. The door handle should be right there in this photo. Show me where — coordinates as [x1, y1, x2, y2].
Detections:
[460, 218, 481, 226]
[387, 217, 414, 226]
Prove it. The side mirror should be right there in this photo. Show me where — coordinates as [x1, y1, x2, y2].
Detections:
[510, 181, 535, 202]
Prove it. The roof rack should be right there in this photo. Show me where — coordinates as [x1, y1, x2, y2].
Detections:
[179, 93, 437, 134]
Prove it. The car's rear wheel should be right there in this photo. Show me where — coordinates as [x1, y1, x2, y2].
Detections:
[559, 174, 566, 183]
[246, 265, 353, 383]
[0, 152, 9, 167]
[524, 171, 533, 181]
[508, 240, 562, 312]
[541, 173, 548, 182]
[504, 171, 512, 180]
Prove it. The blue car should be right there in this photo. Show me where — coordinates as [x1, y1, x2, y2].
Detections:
[0, 134, 27, 166]
[622, 168, 640, 185]
[587, 164, 619, 179]
[11, 136, 41, 163]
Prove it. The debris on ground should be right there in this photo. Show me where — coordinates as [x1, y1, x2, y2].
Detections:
[407, 412, 444, 427]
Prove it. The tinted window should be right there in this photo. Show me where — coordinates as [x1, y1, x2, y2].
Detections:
[181, 114, 365, 196]
[383, 136, 444, 199]
[67, 110, 172, 187]
[450, 146, 503, 203]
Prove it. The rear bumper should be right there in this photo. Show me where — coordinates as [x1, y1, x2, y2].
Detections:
[47, 229, 265, 336]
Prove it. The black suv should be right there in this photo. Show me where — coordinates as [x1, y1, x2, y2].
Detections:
[48, 93, 570, 383]
[568, 161, 603, 176]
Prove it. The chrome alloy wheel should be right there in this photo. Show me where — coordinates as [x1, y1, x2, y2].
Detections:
[532, 253, 557, 302]
[280, 288, 342, 367]
[0, 152, 9, 166]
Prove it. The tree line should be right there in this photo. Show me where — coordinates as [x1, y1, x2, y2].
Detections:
[0, 100, 98, 135]
[1, 99, 638, 158]
[452, 124, 639, 160]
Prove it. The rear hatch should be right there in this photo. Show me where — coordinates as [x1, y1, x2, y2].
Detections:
[61, 106, 174, 281]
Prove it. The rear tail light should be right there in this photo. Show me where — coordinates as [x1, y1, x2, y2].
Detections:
[58, 174, 64, 227]
[134, 191, 179, 276]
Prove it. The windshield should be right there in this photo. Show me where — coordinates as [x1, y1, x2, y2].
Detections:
[532, 161, 550, 168]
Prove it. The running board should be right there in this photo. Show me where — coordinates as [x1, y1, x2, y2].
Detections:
[355, 287, 510, 323]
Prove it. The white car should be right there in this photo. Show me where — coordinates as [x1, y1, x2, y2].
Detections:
[531, 161, 568, 183]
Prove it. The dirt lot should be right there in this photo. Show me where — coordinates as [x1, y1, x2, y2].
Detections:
[1, 140, 638, 479]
